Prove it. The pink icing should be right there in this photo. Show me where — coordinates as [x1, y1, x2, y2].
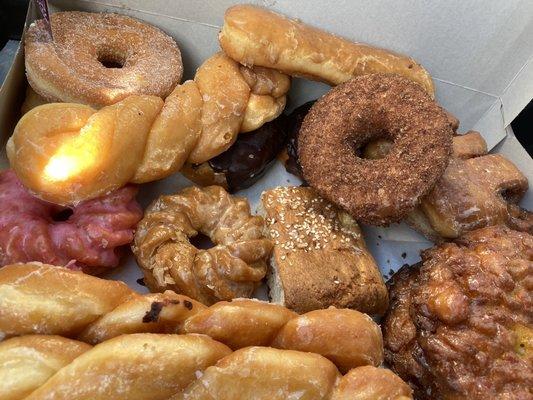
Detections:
[0, 169, 142, 273]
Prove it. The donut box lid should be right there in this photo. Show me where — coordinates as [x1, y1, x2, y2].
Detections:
[0, 0, 531, 292]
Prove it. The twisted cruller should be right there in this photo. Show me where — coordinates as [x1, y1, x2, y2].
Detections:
[0, 263, 412, 399]
[7, 53, 289, 205]
[133, 185, 272, 305]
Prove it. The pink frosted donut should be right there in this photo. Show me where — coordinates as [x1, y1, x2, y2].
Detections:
[0, 169, 142, 273]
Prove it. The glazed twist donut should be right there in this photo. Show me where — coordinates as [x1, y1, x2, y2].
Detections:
[132, 186, 273, 305]
[0, 334, 412, 400]
[8, 53, 289, 205]
[0, 263, 382, 373]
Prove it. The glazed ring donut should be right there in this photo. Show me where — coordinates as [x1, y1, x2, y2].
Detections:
[25, 11, 183, 107]
[132, 185, 272, 305]
[0, 170, 142, 274]
[298, 74, 453, 226]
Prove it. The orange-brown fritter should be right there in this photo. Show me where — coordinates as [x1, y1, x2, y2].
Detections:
[383, 225, 533, 399]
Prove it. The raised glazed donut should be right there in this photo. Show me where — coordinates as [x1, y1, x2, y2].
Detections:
[25, 12, 183, 107]
[0, 170, 142, 273]
[220, 5, 434, 95]
[298, 74, 453, 226]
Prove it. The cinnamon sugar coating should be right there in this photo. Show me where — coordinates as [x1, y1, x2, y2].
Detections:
[298, 74, 453, 226]
[25, 12, 183, 107]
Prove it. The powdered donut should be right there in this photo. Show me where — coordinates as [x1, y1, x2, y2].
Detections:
[298, 74, 453, 226]
[0, 170, 142, 274]
[25, 11, 182, 107]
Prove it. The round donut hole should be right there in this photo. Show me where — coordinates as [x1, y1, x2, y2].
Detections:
[190, 232, 215, 250]
[97, 53, 125, 69]
[52, 208, 73, 222]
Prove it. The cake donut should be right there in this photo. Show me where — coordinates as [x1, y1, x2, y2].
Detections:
[0, 169, 142, 274]
[25, 12, 183, 108]
[299, 74, 453, 226]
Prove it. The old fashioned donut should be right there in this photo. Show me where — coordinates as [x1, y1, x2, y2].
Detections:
[25, 11, 183, 107]
[0, 169, 142, 274]
[298, 74, 453, 226]
[132, 186, 272, 305]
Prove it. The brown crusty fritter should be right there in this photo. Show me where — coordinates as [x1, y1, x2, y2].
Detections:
[383, 225, 533, 399]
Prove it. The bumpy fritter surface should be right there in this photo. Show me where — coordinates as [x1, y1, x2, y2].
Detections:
[298, 74, 453, 226]
[383, 225, 533, 399]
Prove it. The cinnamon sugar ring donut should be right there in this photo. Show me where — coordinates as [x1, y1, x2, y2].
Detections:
[25, 12, 182, 108]
[299, 74, 453, 226]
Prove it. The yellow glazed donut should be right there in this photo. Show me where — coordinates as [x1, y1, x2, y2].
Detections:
[25, 12, 183, 108]
[8, 53, 289, 205]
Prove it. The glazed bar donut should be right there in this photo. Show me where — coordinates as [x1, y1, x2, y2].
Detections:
[298, 74, 453, 226]
[25, 12, 183, 108]
[0, 170, 142, 273]
[132, 186, 272, 304]
[220, 4, 434, 94]
[1, 333, 412, 400]
[8, 53, 290, 205]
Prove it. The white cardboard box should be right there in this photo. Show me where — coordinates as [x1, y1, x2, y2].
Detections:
[0, 0, 532, 292]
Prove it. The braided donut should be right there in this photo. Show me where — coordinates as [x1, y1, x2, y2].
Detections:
[0, 263, 383, 373]
[0, 335, 91, 400]
[25, 12, 183, 108]
[0, 170, 142, 273]
[0, 334, 412, 400]
[298, 74, 453, 225]
[8, 53, 289, 205]
[132, 186, 272, 304]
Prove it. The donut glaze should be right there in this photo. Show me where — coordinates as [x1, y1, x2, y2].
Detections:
[0, 170, 142, 273]
[25, 12, 182, 107]
[298, 74, 453, 226]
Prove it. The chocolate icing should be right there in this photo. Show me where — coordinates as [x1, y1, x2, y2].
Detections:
[208, 115, 288, 192]
[285, 101, 315, 178]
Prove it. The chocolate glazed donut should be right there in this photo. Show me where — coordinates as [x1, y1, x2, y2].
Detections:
[183, 115, 287, 192]
[298, 74, 453, 226]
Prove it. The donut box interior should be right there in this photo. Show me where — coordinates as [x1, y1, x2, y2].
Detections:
[0, 0, 532, 295]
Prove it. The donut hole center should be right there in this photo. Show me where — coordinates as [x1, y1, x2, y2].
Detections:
[97, 52, 126, 69]
[500, 186, 523, 203]
[52, 208, 73, 222]
[190, 232, 216, 250]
